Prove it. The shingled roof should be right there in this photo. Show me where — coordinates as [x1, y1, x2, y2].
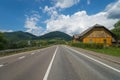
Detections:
[73, 24, 115, 40]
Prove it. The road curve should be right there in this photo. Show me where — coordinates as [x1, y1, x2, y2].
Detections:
[0, 45, 120, 80]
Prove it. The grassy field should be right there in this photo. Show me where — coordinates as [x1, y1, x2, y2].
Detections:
[86, 47, 120, 57]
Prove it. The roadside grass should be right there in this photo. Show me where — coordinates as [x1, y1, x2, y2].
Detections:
[85, 47, 120, 57]
[70, 42, 120, 57]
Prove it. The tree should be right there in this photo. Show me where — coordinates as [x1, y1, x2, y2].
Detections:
[0, 32, 7, 50]
[114, 20, 120, 29]
[111, 20, 120, 42]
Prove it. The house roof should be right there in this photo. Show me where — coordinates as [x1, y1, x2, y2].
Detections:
[73, 24, 115, 39]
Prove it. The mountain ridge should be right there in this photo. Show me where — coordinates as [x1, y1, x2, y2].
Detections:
[35, 31, 72, 41]
[4, 31, 36, 42]
[4, 31, 72, 42]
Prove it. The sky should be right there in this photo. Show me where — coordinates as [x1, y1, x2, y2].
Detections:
[0, 0, 120, 36]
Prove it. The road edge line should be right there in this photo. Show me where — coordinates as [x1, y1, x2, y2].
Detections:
[0, 64, 4, 68]
[0, 46, 54, 60]
[65, 46, 120, 73]
[18, 56, 26, 60]
[43, 46, 58, 80]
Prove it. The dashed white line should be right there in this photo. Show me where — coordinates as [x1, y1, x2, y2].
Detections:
[66, 46, 120, 73]
[18, 56, 26, 60]
[31, 53, 35, 55]
[43, 46, 58, 80]
[0, 64, 4, 68]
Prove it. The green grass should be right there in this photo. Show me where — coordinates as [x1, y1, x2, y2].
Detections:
[85, 47, 120, 57]
[70, 42, 120, 57]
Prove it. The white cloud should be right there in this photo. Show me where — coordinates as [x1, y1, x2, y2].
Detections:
[45, 10, 118, 35]
[43, 0, 80, 19]
[44, 6, 58, 18]
[44, 0, 120, 35]
[24, 13, 44, 36]
[0, 29, 13, 32]
[54, 0, 80, 8]
[106, 0, 120, 19]
[42, 0, 120, 36]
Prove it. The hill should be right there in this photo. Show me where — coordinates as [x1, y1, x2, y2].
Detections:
[3, 31, 72, 42]
[36, 31, 72, 41]
[1, 31, 72, 49]
[4, 31, 36, 42]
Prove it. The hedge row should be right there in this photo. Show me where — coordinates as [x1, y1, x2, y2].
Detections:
[71, 42, 104, 49]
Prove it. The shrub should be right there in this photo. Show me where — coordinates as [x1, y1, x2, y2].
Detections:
[71, 42, 104, 49]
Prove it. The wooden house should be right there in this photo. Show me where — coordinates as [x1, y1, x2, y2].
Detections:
[73, 24, 116, 46]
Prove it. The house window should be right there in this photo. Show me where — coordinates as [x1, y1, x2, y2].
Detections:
[103, 39, 107, 44]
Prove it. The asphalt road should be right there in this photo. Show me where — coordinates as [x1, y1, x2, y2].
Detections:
[0, 45, 120, 80]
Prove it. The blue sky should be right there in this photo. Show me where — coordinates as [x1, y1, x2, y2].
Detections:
[0, 0, 120, 35]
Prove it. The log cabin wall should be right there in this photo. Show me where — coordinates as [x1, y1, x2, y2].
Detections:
[82, 28, 112, 46]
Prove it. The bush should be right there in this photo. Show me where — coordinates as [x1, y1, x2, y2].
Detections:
[71, 42, 104, 49]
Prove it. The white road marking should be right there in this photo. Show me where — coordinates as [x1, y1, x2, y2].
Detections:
[0, 64, 4, 68]
[31, 53, 35, 55]
[66, 46, 120, 73]
[43, 46, 58, 80]
[18, 56, 26, 60]
[0, 46, 51, 60]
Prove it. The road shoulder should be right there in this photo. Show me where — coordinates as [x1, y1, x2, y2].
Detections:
[68, 46, 120, 65]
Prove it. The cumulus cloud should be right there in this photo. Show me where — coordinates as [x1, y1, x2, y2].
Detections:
[44, 6, 58, 19]
[106, 0, 120, 19]
[30, 0, 120, 36]
[54, 0, 80, 8]
[24, 13, 43, 36]
[42, 0, 120, 35]
[45, 11, 118, 35]
[43, 0, 80, 18]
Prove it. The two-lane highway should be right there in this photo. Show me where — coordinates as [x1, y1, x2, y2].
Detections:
[0, 46, 56, 80]
[0, 45, 120, 80]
